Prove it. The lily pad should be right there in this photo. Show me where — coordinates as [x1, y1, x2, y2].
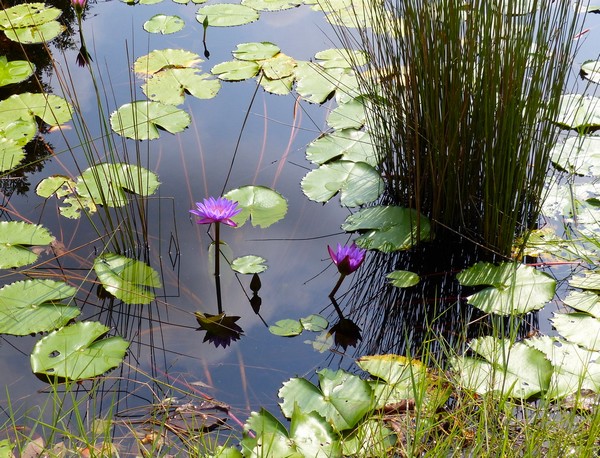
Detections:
[30, 321, 130, 381]
[0, 137, 25, 172]
[300, 314, 328, 332]
[36, 175, 98, 219]
[0, 221, 53, 268]
[341, 206, 431, 252]
[76, 163, 160, 207]
[552, 312, 600, 351]
[196, 4, 259, 27]
[232, 42, 280, 61]
[387, 270, 420, 288]
[142, 68, 221, 105]
[581, 60, 600, 84]
[0, 56, 35, 87]
[224, 185, 287, 228]
[0, 3, 61, 29]
[0, 93, 73, 134]
[457, 262, 556, 316]
[554, 94, 600, 132]
[260, 53, 296, 80]
[110, 101, 190, 140]
[315, 48, 368, 69]
[327, 97, 367, 130]
[306, 129, 378, 166]
[230, 255, 267, 274]
[0, 280, 78, 335]
[3, 21, 65, 44]
[0, 119, 37, 147]
[269, 319, 303, 336]
[550, 135, 600, 176]
[143, 14, 185, 34]
[294, 61, 354, 104]
[240, 0, 302, 11]
[259, 74, 294, 95]
[211, 60, 260, 81]
[301, 160, 383, 207]
[134, 49, 203, 75]
[94, 253, 162, 304]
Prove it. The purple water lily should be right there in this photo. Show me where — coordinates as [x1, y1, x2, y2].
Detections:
[190, 197, 242, 227]
[328, 243, 366, 276]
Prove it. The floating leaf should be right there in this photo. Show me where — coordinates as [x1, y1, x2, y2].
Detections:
[0, 280, 78, 335]
[581, 60, 600, 84]
[0, 119, 37, 147]
[76, 163, 160, 207]
[300, 314, 328, 332]
[0, 138, 25, 172]
[110, 101, 190, 140]
[0, 221, 53, 268]
[563, 290, 600, 318]
[457, 262, 556, 315]
[569, 269, 600, 291]
[315, 48, 368, 69]
[196, 4, 259, 27]
[306, 129, 378, 166]
[552, 312, 600, 351]
[260, 53, 296, 80]
[142, 68, 221, 105]
[230, 255, 267, 274]
[294, 61, 353, 104]
[3, 21, 65, 44]
[550, 135, 600, 176]
[451, 336, 552, 398]
[0, 93, 73, 136]
[211, 60, 260, 81]
[269, 319, 303, 336]
[259, 74, 294, 95]
[341, 206, 431, 252]
[279, 368, 373, 431]
[36, 175, 98, 219]
[0, 3, 61, 29]
[387, 270, 420, 288]
[224, 185, 287, 228]
[30, 321, 129, 381]
[327, 97, 367, 130]
[143, 14, 185, 34]
[0, 56, 35, 87]
[554, 94, 600, 132]
[240, 0, 302, 11]
[301, 160, 383, 207]
[134, 49, 202, 75]
[94, 253, 162, 304]
[232, 42, 280, 61]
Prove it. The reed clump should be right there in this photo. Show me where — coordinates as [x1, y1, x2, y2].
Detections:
[347, 0, 583, 254]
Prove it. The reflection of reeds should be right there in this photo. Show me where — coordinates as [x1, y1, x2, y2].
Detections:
[339, 0, 583, 255]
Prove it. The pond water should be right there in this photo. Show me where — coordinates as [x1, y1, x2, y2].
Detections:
[2, 0, 600, 453]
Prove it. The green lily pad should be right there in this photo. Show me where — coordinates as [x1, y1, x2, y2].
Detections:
[260, 53, 296, 80]
[0, 3, 61, 29]
[294, 61, 354, 104]
[0, 280, 78, 335]
[36, 175, 98, 219]
[211, 60, 260, 81]
[306, 129, 378, 166]
[0, 138, 25, 172]
[563, 290, 600, 318]
[230, 255, 267, 274]
[550, 135, 600, 176]
[110, 101, 190, 140]
[300, 314, 328, 332]
[142, 68, 221, 105]
[301, 160, 383, 207]
[240, 0, 302, 11]
[36, 175, 75, 199]
[341, 206, 431, 252]
[0, 119, 37, 147]
[196, 4, 259, 27]
[0, 93, 73, 133]
[552, 312, 600, 351]
[76, 163, 160, 207]
[279, 368, 373, 431]
[451, 336, 552, 398]
[457, 262, 556, 316]
[224, 185, 287, 228]
[0, 221, 53, 268]
[133, 49, 203, 75]
[259, 74, 294, 95]
[315, 48, 368, 69]
[269, 319, 303, 336]
[327, 97, 367, 130]
[3, 20, 65, 44]
[30, 321, 130, 381]
[94, 253, 162, 305]
[0, 56, 35, 87]
[232, 42, 280, 61]
[387, 270, 420, 288]
[569, 269, 600, 291]
[555, 94, 600, 132]
[581, 60, 600, 84]
[143, 14, 185, 34]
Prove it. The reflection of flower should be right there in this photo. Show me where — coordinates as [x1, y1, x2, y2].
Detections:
[76, 46, 92, 67]
[195, 312, 243, 348]
[328, 243, 366, 276]
[328, 318, 362, 350]
[190, 197, 242, 227]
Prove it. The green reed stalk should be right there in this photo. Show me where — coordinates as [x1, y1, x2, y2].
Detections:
[339, 0, 583, 255]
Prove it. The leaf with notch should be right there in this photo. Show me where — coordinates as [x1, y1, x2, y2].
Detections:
[0, 221, 53, 268]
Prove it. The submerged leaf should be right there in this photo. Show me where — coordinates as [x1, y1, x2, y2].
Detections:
[0, 280, 78, 335]
[94, 253, 161, 304]
[30, 321, 129, 381]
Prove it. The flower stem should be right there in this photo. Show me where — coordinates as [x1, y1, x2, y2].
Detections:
[329, 273, 346, 303]
[214, 222, 223, 314]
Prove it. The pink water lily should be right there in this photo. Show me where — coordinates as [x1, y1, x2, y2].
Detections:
[72, 0, 86, 13]
[328, 243, 366, 276]
[190, 197, 242, 227]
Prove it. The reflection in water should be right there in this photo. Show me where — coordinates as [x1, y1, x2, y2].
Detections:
[195, 312, 244, 348]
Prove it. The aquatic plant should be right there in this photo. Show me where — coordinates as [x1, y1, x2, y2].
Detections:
[328, 242, 366, 276]
[190, 196, 242, 227]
